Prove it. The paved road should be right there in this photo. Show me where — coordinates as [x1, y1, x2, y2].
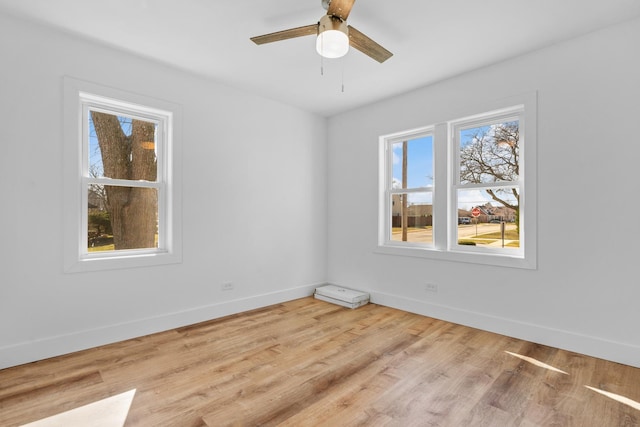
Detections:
[392, 223, 518, 246]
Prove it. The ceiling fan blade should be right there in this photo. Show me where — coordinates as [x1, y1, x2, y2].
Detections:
[327, 0, 356, 21]
[348, 25, 393, 63]
[250, 24, 318, 45]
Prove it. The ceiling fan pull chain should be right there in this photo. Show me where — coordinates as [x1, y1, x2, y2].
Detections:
[341, 56, 345, 92]
[320, 26, 324, 76]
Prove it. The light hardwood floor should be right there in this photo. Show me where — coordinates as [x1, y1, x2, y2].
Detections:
[1, 297, 639, 426]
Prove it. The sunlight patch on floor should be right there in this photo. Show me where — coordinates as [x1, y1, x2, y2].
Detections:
[21, 389, 136, 427]
[585, 386, 640, 411]
[504, 351, 569, 375]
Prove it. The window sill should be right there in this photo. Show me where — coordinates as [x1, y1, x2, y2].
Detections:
[374, 244, 536, 270]
[64, 250, 182, 273]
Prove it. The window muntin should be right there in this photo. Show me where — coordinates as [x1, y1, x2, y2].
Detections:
[385, 132, 434, 247]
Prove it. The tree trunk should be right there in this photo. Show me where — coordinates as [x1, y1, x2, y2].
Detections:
[91, 111, 157, 250]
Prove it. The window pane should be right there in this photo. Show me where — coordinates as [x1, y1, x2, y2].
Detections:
[456, 188, 519, 248]
[390, 192, 433, 244]
[459, 120, 519, 184]
[392, 136, 433, 189]
[89, 111, 157, 181]
[87, 185, 158, 252]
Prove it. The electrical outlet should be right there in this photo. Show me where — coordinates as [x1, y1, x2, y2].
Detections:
[425, 283, 438, 293]
[221, 282, 234, 291]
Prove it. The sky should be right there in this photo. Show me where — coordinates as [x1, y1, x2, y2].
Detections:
[392, 135, 433, 188]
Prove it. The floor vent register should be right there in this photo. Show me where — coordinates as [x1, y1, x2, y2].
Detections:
[314, 285, 370, 309]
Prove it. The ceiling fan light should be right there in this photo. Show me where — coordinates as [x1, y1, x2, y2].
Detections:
[316, 15, 349, 59]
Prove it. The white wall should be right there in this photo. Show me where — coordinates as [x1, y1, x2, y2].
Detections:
[327, 17, 640, 368]
[0, 14, 327, 369]
[2, 11, 638, 371]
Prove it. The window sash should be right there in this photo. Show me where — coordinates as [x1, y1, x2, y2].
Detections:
[452, 109, 522, 187]
[382, 128, 434, 248]
[449, 107, 524, 256]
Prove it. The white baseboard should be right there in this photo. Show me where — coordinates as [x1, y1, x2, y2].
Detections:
[0, 283, 320, 370]
[4, 284, 638, 370]
[368, 290, 640, 369]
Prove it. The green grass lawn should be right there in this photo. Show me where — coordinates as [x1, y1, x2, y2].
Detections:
[480, 229, 519, 240]
[87, 234, 158, 252]
[88, 243, 115, 252]
[460, 229, 520, 247]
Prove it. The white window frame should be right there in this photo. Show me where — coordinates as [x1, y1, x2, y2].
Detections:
[382, 127, 435, 249]
[449, 106, 524, 257]
[63, 77, 182, 272]
[377, 93, 537, 269]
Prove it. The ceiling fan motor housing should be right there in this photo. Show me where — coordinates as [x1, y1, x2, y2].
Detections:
[316, 14, 349, 58]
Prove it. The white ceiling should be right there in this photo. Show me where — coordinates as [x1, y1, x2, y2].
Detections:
[2, 0, 639, 116]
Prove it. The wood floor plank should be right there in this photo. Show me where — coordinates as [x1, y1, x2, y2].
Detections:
[1, 297, 639, 426]
[0, 371, 107, 425]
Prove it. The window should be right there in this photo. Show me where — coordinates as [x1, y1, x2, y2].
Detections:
[379, 94, 536, 269]
[63, 78, 182, 272]
[385, 130, 434, 246]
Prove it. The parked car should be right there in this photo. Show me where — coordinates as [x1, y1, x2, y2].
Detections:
[458, 217, 471, 224]
[489, 219, 502, 223]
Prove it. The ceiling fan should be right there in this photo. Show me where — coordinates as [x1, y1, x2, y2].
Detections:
[250, 0, 392, 63]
